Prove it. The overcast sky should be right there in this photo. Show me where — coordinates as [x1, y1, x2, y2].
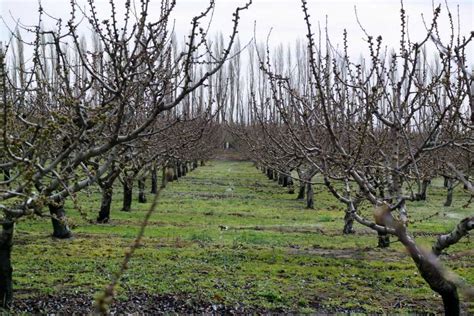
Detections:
[1, 0, 473, 64]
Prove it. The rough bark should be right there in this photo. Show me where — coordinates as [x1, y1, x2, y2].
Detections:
[343, 205, 355, 234]
[122, 177, 133, 212]
[97, 169, 119, 223]
[432, 216, 474, 256]
[161, 167, 168, 188]
[267, 168, 273, 180]
[418, 179, 431, 201]
[377, 231, 390, 248]
[173, 164, 181, 180]
[444, 178, 454, 207]
[48, 198, 73, 239]
[150, 166, 158, 194]
[0, 222, 13, 309]
[297, 181, 305, 200]
[97, 187, 113, 223]
[287, 177, 294, 194]
[397, 227, 460, 315]
[138, 178, 147, 203]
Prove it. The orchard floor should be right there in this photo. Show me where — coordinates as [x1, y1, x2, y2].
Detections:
[10, 160, 474, 314]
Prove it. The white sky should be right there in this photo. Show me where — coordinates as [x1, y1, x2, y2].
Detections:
[0, 0, 473, 64]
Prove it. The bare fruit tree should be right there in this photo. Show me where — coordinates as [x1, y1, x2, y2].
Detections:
[0, 0, 251, 308]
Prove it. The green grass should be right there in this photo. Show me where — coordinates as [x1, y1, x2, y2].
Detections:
[11, 160, 474, 313]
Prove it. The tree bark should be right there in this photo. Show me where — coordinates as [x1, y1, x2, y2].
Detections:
[267, 168, 273, 180]
[150, 166, 158, 194]
[306, 182, 314, 209]
[173, 165, 179, 180]
[138, 178, 147, 203]
[377, 231, 390, 248]
[122, 176, 133, 212]
[287, 177, 294, 194]
[0, 222, 13, 309]
[97, 186, 113, 223]
[343, 206, 355, 234]
[444, 178, 454, 207]
[161, 167, 168, 188]
[397, 228, 460, 315]
[432, 216, 474, 256]
[48, 198, 73, 239]
[297, 181, 305, 200]
[418, 179, 431, 201]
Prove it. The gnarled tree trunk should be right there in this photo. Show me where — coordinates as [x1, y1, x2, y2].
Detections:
[397, 227, 461, 315]
[49, 198, 72, 239]
[343, 204, 355, 234]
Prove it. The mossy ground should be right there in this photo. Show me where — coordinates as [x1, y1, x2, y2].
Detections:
[11, 160, 474, 313]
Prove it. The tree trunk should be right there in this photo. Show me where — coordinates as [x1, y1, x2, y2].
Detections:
[444, 178, 454, 207]
[273, 170, 278, 182]
[97, 186, 113, 223]
[418, 179, 431, 201]
[377, 232, 390, 248]
[297, 180, 305, 200]
[49, 198, 73, 238]
[122, 177, 133, 212]
[150, 166, 158, 194]
[183, 163, 188, 176]
[397, 229, 460, 315]
[278, 173, 283, 185]
[306, 183, 314, 209]
[287, 177, 295, 194]
[267, 168, 273, 180]
[443, 176, 449, 188]
[444, 179, 454, 206]
[138, 178, 147, 203]
[0, 222, 13, 309]
[173, 165, 179, 180]
[343, 206, 355, 234]
[282, 174, 288, 187]
[161, 167, 168, 188]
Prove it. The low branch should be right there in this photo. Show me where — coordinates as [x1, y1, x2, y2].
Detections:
[432, 216, 474, 256]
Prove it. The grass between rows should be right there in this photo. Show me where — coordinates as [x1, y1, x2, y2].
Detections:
[13, 160, 474, 313]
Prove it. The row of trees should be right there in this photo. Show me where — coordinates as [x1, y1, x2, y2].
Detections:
[0, 0, 252, 309]
[229, 1, 473, 314]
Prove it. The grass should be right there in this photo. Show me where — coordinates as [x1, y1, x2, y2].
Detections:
[11, 160, 474, 313]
